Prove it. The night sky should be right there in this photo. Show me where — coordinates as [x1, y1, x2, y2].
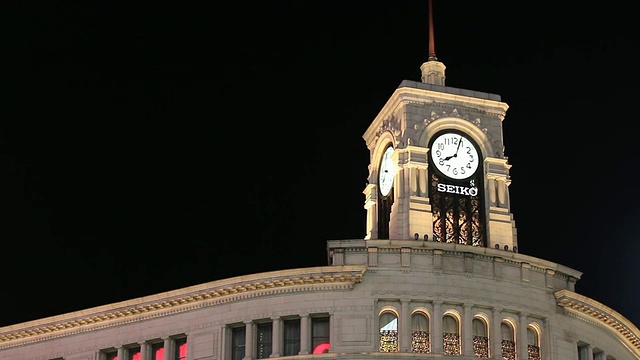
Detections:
[2, 1, 639, 328]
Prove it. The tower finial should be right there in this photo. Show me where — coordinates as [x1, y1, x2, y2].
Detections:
[428, 0, 437, 61]
[420, 0, 446, 85]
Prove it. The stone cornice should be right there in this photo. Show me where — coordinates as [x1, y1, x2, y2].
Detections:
[328, 239, 583, 280]
[556, 289, 640, 358]
[0, 266, 365, 349]
[363, 81, 508, 148]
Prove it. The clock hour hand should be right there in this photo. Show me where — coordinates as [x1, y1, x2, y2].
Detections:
[443, 137, 464, 161]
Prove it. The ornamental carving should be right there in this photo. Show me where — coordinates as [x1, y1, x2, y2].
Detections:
[376, 114, 402, 146]
[0, 270, 364, 348]
[418, 109, 488, 143]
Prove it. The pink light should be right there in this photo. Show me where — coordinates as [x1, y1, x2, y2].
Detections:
[312, 343, 331, 354]
[179, 342, 188, 358]
[154, 348, 164, 360]
[132, 352, 141, 360]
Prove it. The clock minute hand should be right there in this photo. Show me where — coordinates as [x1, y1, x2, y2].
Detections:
[454, 136, 463, 155]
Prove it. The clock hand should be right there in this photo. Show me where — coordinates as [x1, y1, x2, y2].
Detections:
[454, 136, 463, 155]
[443, 137, 464, 161]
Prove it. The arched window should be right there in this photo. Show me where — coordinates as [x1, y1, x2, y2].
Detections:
[501, 322, 516, 360]
[379, 311, 398, 352]
[527, 325, 541, 360]
[411, 312, 430, 353]
[442, 314, 460, 355]
[473, 317, 489, 358]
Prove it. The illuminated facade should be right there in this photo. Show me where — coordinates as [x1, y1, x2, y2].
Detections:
[2, 8, 640, 360]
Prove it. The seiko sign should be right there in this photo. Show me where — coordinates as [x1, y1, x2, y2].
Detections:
[436, 183, 478, 196]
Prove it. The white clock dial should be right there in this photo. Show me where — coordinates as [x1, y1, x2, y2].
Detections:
[378, 146, 395, 196]
[430, 132, 479, 180]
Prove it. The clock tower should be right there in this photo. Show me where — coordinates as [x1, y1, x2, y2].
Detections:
[362, 1, 515, 250]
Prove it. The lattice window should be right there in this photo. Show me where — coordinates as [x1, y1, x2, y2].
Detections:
[528, 344, 541, 360]
[527, 326, 541, 360]
[430, 173, 485, 246]
[443, 332, 461, 355]
[474, 335, 489, 358]
[411, 312, 430, 353]
[501, 340, 516, 360]
[379, 330, 398, 352]
[411, 331, 430, 353]
[379, 312, 398, 352]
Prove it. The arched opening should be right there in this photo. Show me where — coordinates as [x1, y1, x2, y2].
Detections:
[527, 324, 541, 360]
[473, 316, 489, 358]
[411, 311, 430, 353]
[379, 311, 399, 352]
[442, 314, 460, 355]
[501, 321, 516, 360]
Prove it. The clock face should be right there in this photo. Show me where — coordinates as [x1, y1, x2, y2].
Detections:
[430, 132, 480, 180]
[378, 146, 395, 196]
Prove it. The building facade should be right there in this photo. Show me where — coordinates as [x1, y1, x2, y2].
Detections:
[2, 6, 639, 360]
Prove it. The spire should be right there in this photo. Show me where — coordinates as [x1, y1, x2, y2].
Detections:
[428, 0, 437, 61]
[420, 0, 446, 85]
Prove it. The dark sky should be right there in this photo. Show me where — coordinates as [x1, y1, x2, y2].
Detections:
[2, 1, 639, 328]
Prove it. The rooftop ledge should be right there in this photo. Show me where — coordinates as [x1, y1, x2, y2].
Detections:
[326, 238, 582, 280]
[398, 79, 503, 102]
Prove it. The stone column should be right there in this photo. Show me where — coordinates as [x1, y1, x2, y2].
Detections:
[497, 178, 507, 207]
[463, 304, 473, 356]
[401, 299, 411, 352]
[220, 326, 228, 360]
[299, 314, 310, 355]
[117, 347, 125, 360]
[419, 167, 428, 197]
[244, 321, 254, 360]
[543, 318, 550, 360]
[432, 301, 442, 354]
[329, 313, 335, 353]
[492, 308, 502, 360]
[139, 342, 149, 360]
[410, 167, 418, 195]
[488, 177, 497, 206]
[163, 337, 173, 360]
[587, 344, 594, 360]
[270, 317, 281, 357]
[518, 314, 528, 360]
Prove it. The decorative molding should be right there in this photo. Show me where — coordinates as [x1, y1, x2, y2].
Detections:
[556, 289, 640, 358]
[0, 268, 364, 349]
[420, 108, 488, 135]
